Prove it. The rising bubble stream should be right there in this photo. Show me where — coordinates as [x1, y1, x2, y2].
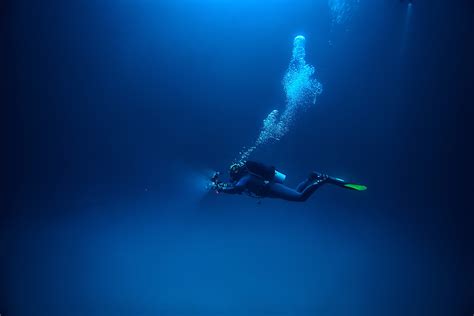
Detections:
[237, 36, 323, 164]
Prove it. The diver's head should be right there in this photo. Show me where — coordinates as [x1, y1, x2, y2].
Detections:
[229, 162, 245, 182]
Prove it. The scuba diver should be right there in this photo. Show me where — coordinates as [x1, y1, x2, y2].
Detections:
[210, 161, 366, 202]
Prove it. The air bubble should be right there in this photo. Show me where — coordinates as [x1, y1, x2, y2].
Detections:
[237, 36, 323, 164]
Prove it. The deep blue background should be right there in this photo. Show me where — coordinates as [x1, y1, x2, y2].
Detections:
[2, 0, 473, 315]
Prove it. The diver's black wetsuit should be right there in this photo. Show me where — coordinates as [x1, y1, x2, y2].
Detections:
[216, 161, 327, 202]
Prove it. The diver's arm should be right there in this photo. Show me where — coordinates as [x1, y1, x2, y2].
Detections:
[215, 182, 243, 194]
[215, 175, 251, 195]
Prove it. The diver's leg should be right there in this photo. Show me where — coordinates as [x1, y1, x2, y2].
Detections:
[296, 172, 328, 192]
[268, 180, 325, 202]
[296, 178, 313, 192]
[267, 183, 305, 202]
[299, 178, 327, 201]
[268, 174, 329, 202]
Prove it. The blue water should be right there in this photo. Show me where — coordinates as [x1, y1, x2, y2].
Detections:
[2, 0, 473, 315]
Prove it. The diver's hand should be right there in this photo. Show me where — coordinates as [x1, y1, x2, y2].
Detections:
[214, 181, 233, 193]
[209, 181, 217, 191]
[211, 171, 220, 183]
[209, 180, 223, 192]
[209, 172, 222, 191]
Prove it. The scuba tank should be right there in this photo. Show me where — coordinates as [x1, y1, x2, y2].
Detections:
[273, 169, 287, 183]
[244, 161, 287, 184]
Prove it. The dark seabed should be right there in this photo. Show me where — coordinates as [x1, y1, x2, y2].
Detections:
[2, 0, 473, 315]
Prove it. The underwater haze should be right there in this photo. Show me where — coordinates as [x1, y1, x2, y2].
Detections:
[2, 0, 473, 315]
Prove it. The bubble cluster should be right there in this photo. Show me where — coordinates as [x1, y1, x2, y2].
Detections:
[284, 36, 323, 109]
[236, 36, 323, 164]
[328, 0, 360, 24]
